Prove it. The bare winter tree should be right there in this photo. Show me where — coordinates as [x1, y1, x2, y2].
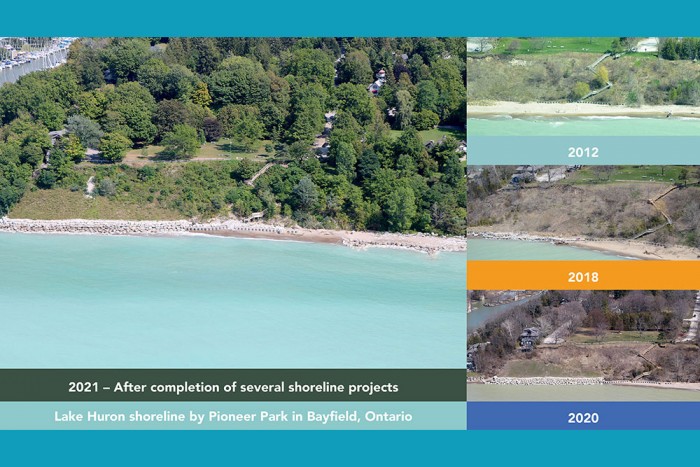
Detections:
[671, 351, 685, 382]
[501, 319, 516, 340]
[478, 38, 491, 53]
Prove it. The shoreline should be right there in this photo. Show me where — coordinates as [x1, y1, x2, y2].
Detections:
[0, 217, 466, 254]
[468, 229, 700, 260]
[467, 377, 700, 391]
[467, 100, 700, 118]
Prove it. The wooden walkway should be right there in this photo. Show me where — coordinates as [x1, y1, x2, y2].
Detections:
[632, 185, 679, 239]
[586, 53, 612, 71]
[245, 163, 275, 186]
[581, 53, 613, 100]
[244, 163, 289, 187]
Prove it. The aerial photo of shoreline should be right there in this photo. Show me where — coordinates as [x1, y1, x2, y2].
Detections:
[468, 289, 700, 401]
[0, 37, 467, 368]
[467, 37, 700, 136]
[467, 164, 700, 261]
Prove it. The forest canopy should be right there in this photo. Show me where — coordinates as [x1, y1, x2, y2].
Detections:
[0, 37, 466, 235]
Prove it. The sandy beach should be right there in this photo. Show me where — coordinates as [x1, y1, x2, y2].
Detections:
[468, 100, 700, 118]
[570, 239, 700, 260]
[205, 226, 465, 253]
[468, 229, 700, 260]
[0, 217, 465, 254]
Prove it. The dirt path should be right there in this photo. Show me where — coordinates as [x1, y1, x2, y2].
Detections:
[543, 321, 571, 344]
[681, 291, 700, 342]
[85, 176, 95, 198]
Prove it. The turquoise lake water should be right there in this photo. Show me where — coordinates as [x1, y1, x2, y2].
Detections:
[0, 233, 465, 368]
[468, 297, 535, 333]
[467, 384, 700, 401]
[467, 116, 700, 136]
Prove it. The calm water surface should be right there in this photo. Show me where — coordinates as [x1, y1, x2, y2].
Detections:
[0, 233, 465, 368]
[468, 116, 700, 136]
[468, 383, 700, 401]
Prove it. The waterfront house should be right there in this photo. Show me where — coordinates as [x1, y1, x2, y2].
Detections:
[518, 328, 540, 351]
[467, 343, 489, 372]
[368, 69, 387, 95]
[368, 80, 382, 94]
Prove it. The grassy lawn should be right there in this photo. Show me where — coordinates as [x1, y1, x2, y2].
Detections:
[10, 188, 182, 221]
[390, 126, 466, 143]
[630, 54, 660, 66]
[501, 360, 599, 378]
[489, 37, 615, 55]
[213, 139, 273, 160]
[121, 139, 272, 167]
[561, 166, 697, 185]
[568, 329, 659, 344]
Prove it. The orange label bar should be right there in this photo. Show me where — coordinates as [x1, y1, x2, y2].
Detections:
[467, 260, 700, 290]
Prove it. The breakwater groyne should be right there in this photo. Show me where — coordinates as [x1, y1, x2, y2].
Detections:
[0, 218, 288, 236]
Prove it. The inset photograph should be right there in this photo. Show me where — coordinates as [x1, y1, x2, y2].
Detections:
[467, 164, 700, 260]
[468, 289, 700, 401]
[467, 37, 700, 136]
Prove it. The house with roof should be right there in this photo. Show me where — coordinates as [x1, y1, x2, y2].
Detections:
[368, 69, 387, 95]
[467, 342, 489, 372]
[518, 328, 540, 351]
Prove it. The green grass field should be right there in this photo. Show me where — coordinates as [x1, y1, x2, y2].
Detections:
[10, 188, 183, 220]
[489, 37, 616, 55]
[561, 166, 698, 185]
[501, 360, 600, 377]
[568, 329, 659, 344]
[122, 139, 272, 166]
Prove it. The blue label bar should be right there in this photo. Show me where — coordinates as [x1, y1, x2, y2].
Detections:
[0, 401, 465, 430]
[468, 136, 700, 166]
[468, 402, 700, 430]
[0, 2, 470, 36]
[7, 1, 700, 37]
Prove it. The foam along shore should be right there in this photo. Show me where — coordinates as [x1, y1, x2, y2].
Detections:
[468, 100, 700, 118]
[477, 376, 606, 385]
[468, 230, 700, 260]
[611, 381, 700, 391]
[468, 376, 700, 390]
[0, 217, 465, 254]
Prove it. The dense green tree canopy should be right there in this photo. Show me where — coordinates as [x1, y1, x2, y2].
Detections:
[99, 132, 132, 163]
[336, 50, 373, 85]
[0, 37, 466, 235]
[102, 82, 158, 144]
[219, 105, 264, 151]
[207, 56, 271, 107]
[66, 115, 104, 148]
[161, 124, 200, 159]
[287, 49, 336, 91]
[102, 38, 151, 83]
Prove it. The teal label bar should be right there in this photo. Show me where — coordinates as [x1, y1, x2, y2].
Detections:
[468, 136, 700, 165]
[0, 402, 465, 430]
